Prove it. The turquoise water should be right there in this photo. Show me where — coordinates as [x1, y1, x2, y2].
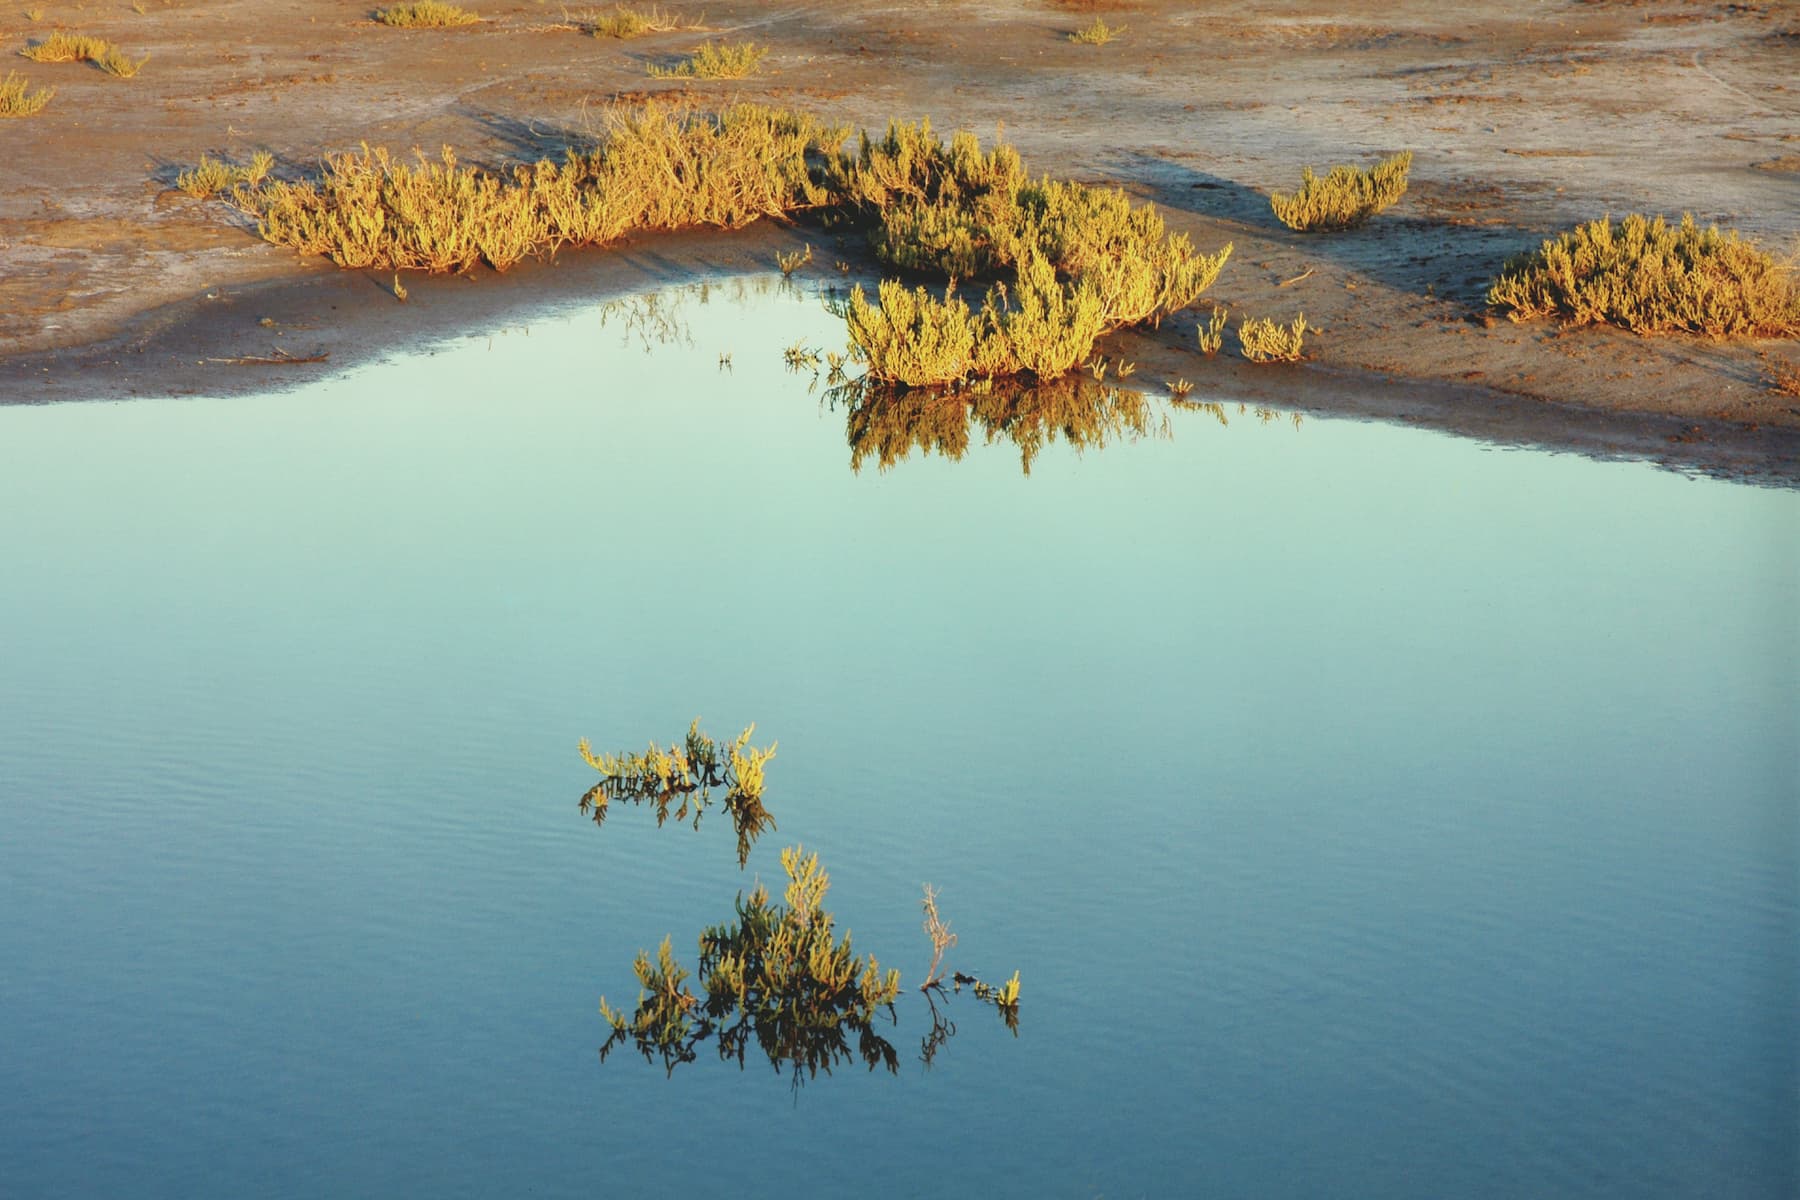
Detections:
[1, 279, 1795, 1198]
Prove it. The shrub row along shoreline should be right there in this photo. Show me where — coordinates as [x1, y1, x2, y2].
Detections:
[196, 102, 1797, 392]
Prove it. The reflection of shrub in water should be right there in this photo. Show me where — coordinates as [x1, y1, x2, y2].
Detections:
[578, 719, 777, 867]
[600, 850, 1020, 1082]
[601, 847, 903, 1080]
[832, 371, 1163, 474]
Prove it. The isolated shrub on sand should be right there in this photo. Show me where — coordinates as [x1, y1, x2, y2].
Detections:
[0, 70, 53, 116]
[20, 32, 147, 76]
[374, 2, 481, 27]
[1270, 150, 1411, 231]
[648, 41, 767, 79]
[1487, 213, 1800, 339]
[176, 151, 274, 198]
[1238, 314, 1308, 363]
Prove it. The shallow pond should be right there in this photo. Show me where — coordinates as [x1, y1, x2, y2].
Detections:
[2, 278, 1795, 1198]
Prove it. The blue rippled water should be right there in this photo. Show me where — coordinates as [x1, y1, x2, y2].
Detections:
[1, 279, 1794, 1198]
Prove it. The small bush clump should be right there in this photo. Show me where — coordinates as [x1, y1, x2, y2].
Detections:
[20, 32, 148, 77]
[0, 70, 53, 116]
[1068, 17, 1124, 44]
[176, 151, 274, 198]
[374, 2, 481, 26]
[586, 4, 685, 37]
[1238, 314, 1308, 362]
[1270, 150, 1411, 232]
[1487, 213, 1800, 339]
[1196, 306, 1227, 355]
[648, 41, 767, 79]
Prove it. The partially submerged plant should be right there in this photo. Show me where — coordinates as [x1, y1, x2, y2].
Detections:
[20, 32, 148, 77]
[776, 243, 812, 276]
[648, 40, 767, 79]
[175, 151, 274, 199]
[1238, 313, 1308, 362]
[1487, 213, 1800, 339]
[0, 70, 52, 116]
[578, 719, 777, 866]
[1270, 150, 1412, 232]
[1068, 16, 1125, 44]
[374, 2, 481, 27]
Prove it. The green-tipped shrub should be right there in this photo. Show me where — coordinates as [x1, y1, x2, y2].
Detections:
[0, 70, 52, 116]
[1270, 150, 1411, 231]
[374, 2, 480, 27]
[1239, 314, 1308, 362]
[648, 41, 767, 79]
[1487, 213, 1800, 339]
[176, 151, 274, 198]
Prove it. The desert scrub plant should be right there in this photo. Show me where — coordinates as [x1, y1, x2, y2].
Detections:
[236, 102, 847, 273]
[1068, 16, 1124, 44]
[0, 71, 52, 116]
[648, 40, 767, 79]
[175, 151, 274, 199]
[1197, 306, 1227, 355]
[578, 719, 777, 866]
[20, 32, 148, 77]
[374, 2, 481, 27]
[845, 281, 979, 388]
[586, 3, 685, 37]
[1238, 313, 1308, 363]
[1487, 213, 1800, 339]
[1270, 150, 1411, 232]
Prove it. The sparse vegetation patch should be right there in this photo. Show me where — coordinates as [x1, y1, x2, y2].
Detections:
[374, 2, 481, 28]
[1238, 314, 1308, 362]
[1068, 17, 1125, 44]
[175, 151, 274, 198]
[0, 70, 53, 116]
[1270, 150, 1411, 231]
[648, 40, 767, 79]
[586, 3, 686, 37]
[20, 32, 148, 77]
[1487, 213, 1800, 339]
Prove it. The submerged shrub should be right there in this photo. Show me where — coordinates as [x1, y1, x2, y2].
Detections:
[374, 2, 481, 27]
[0, 70, 52, 116]
[1238, 313, 1308, 362]
[176, 151, 274, 198]
[1487, 213, 1800, 339]
[1270, 150, 1411, 232]
[648, 40, 767, 79]
[20, 32, 147, 76]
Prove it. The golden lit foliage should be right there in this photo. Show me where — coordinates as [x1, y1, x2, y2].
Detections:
[845, 281, 979, 388]
[1487, 213, 1800, 339]
[233, 102, 847, 273]
[1067, 16, 1125, 44]
[584, 3, 687, 37]
[175, 151, 274, 198]
[1270, 150, 1412, 232]
[20, 32, 147, 76]
[648, 40, 767, 79]
[1197, 306, 1227, 356]
[374, 2, 481, 27]
[1238, 313, 1308, 362]
[0, 70, 52, 116]
[578, 719, 777, 867]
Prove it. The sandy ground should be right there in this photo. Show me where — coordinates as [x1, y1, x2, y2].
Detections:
[1, 0, 1797, 478]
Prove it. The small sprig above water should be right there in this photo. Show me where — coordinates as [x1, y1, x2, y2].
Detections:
[578, 719, 777, 867]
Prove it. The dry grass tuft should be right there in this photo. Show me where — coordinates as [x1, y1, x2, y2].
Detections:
[176, 151, 275, 198]
[374, 2, 481, 28]
[20, 32, 148, 77]
[1196, 306, 1227, 355]
[1068, 17, 1125, 44]
[1762, 354, 1800, 397]
[1238, 314, 1308, 362]
[583, 3, 687, 37]
[0, 70, 53, 116]
[1270, 150, 1411, 232]
[1488, 213, 1800, 339]
[648, 40, 766, 78]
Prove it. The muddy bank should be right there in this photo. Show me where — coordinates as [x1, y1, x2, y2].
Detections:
[1, 0, 1796, 476]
